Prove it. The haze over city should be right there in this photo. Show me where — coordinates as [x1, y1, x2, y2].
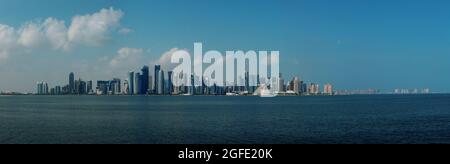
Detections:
[1, 0, 449, 93]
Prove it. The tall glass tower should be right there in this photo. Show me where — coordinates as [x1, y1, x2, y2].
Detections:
[69, 72, 74, 94]
[168, 71, 173, 95]
[154, 65, 161, 93]
[128, 72, 134, 95]
[141, 66, 149, 94]
[134, 72, 141, 95]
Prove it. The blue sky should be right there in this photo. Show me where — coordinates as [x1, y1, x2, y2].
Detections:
[0, 0, 449, 93]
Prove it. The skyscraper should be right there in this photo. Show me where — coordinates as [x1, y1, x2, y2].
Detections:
[134, 72, 141, 95]
[75, 78, 86, 94]
[141, 66, 149, 94]
[293, 77, 300, 95]
[128, 71, 134, 95]
[69, 72, 74, 94]
[36, 82, 43, 95]
[96, 80, 109, 95]
[324, 83, 333, 95]
[154, 65, 161, 93]
[157, 69, 165, 95]
[43, 82, 48, 95]
[190, 74, 195, 95]
[111, 78, 121, 94]
[148, 76, 153, 94]
[87, 80, 93, 94]
[245, 71, 250, 92]
[123, 80, 129, 94]
[168, 71, 173, 95]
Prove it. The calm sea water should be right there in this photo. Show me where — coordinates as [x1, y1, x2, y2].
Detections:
[0, 94, 449, 144]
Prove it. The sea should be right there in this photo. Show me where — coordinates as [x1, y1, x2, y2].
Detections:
[0, 94, 449, 144]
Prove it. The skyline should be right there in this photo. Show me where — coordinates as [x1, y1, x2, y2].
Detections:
[29, 65, 431, 96]
[1, 0, 450, 93]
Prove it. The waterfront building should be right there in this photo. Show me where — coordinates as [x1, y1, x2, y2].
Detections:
[154, 65, 161, 93]
[324, 83, 333, 95]
[168, 71, 173, 95]
[134, 72, 140, 95]
[87, 81, 93, 94]
[308, 83, 320, 95]
[128, 72, 134, 95]
[123, 80, 129, 94]
[69, 72, 74, 94]
[111, 78, 121, 95]
[74, 79, 86, 94]
[157, 69, 165, 95]
[293, 77, 300, 95]
[141, 66, 149, 94]
[148, 76, 153, 94]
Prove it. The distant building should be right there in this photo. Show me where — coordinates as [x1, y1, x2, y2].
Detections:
[324, 83, 333, 95]
[168, 71, 173, 95]
[141, 66, 149, 94]
[308, 83, 320, 95]
[111, 78, 121, 94]
[69, 72, 74, 94]
[96, 80, 109, 95]
[288, 77, 300, 95]
[134, 72, 140, 95]
[148, 76, 153, 94]
[128, 72, 134, 95]
[157, 69, 165, 95]
[123, 80, 129, 94]
[154, 65, 161, 93]
[75, 78, 86, 94]
[87, 81, 93, 94]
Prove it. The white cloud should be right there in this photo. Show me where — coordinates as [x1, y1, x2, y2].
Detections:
[43, 18, 69, 50]
[18, 22, 46, 48]
[68, 7, 124, 46]
[118, 28, 132, 35]
[0, 7, 127, 61]
[0, 24, 17, 60]
[155, 48, 189, 71]
[109, 47, 144, 70]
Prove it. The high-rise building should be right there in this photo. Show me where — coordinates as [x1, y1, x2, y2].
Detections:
[271, 73, 284, 93]
[308, 83, 320, 95]
[168, 71, 173, 95]
[157, 69, 165, 95]
[111, 78, 121, 94]
[293, 77, 300, 95]
[69, 72, 74, 94]
[43, 82, 48, 95]
[141, 66, 149, 94]
[134, 72, 141, 95]
[36, 82, 43, 95]
[301, 82, 307, 94]
[37, 82, 49, 95]
[190, 74, 195, 95]
[128, 72, 134, 95]
[55, 86, 61, 95]
[87, 80, 93, 94]
[75, 78, 86, 94]
[123, 80, 129, 94]
[154, 65, 161, 93]
[324, 83, 333, 95]
[96, 80, 109, 95]
[148, 76, 153, 94]
[245, 71, 250, 92]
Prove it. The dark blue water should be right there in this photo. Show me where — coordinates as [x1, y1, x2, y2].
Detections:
[0, 94, 449, 144]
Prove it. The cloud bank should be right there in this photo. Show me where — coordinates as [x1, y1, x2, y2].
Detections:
[0, 7, 126, 60]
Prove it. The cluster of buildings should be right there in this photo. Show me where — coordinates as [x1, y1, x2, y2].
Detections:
[35, 65, 336, 96]
[36, 72, 94, 95]
[393, 88, 430, 94]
